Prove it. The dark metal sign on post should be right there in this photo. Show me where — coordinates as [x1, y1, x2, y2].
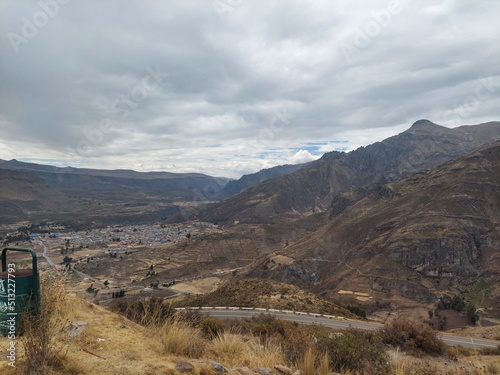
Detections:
[0, 247, 41, 336]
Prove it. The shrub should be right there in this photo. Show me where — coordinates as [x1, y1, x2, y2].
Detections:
[249, 313, 286, 337]
[178, 309, 204, 327]
[480, 344, 500, 355]
[227, 314, 312, 364]
[113, 297, 174, 327]
[200, 316, 225, 338]
[437, 294, 466, 312]
[346, 305, 367, 318]
[316, 328, 390, 375]
[380, 318, 446, 356]
[279, 321, 313, 364]
[465, 303, 479, 325]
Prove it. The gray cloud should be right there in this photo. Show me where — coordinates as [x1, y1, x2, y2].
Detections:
[1, 0, 499, 178]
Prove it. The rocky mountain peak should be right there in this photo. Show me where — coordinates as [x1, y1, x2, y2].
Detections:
[412, 119, 436, 126]
[405, 119, 450, 136]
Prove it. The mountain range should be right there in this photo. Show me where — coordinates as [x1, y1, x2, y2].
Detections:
[174, 120, 500, 226]
[0, 160, 230, 226]
[247, 140, 500, 311]
[170, 119, 500, 311]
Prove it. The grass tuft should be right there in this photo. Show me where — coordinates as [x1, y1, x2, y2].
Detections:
[20, 275, 71, 375]
[160, 317, 205, 358]
[299, 346, 315, 375]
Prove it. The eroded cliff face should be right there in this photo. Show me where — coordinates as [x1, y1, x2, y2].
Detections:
[381, 146, 499, 284]
[388, 232, 488, 278]
[252, 142, 500, 310]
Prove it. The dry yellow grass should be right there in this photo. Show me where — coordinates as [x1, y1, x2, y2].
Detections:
[318, 352, 330, 375]
[0, 274, 285, 374]
[391, 350, 500, 375]
[0, 274, 177, 375]
[299, 347, 315, 375]
[0, 273, 498, 375]
[207, 332, 285, 368]
[160, 318, 205, 357]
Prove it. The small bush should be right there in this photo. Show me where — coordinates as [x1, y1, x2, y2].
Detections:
[346, 305, 367, 318]
[200, 316, 225, 338]
[227, 314, 312, 364]
[465, 303, 479, 325]
[480, 344, 500, 355]
[380, 318, 446, 356]
[178, 309, 204, 327]
[437, 294, 466, 312]
[113, 297, 174, 327]
[316, 329, 390, 375]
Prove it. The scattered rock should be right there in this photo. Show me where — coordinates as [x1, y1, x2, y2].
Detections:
[274, 365, 293, 375]
[66, 320, 88, 339]
[235, 367, 254, 375]
[211, 361, 224, 375]
[175, 361, 194, 373]
[191, 359, 208, 368]
[254, 367, 273, 375]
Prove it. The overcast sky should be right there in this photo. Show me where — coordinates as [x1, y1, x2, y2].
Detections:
[1, 0, 499, 179]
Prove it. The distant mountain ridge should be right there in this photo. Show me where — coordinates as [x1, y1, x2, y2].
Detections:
[0, 160, 231, 226]
[179, 120, 500, 225]
[0, 159, 231, 192]
[219, 162, 310, 198]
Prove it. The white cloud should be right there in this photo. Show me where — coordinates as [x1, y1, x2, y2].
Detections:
[288, 150, 319, 165]
[0, 0, 499, 178]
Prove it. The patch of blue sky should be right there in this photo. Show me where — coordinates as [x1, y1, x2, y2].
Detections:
[289, 146, 320, 154]
[333, 146, 349, 152]
[303, 140, 349, 145]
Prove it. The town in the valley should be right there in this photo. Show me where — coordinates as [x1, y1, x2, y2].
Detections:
[0, 221, 226, 304]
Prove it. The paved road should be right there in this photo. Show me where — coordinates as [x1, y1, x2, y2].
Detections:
[190, 308, 500, 350]
[437, 333, 500, 350]
[34, 239, 57, 269]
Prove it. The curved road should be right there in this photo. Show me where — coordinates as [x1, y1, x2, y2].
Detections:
[32, 239, 57, 269]
[179, 307, 500, 350]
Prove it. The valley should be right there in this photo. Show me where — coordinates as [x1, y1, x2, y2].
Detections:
[1, 120, 500, 374]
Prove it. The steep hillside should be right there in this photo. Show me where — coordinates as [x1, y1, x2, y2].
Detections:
[0, 169, 69, 221]
[252, 142, 500, 311]
[184, 120, 500, 226]
[219, 162, 309, 198]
